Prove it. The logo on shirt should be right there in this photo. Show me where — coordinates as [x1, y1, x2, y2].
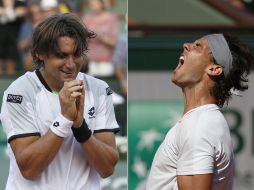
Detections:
[7, 94, 23, 104]
[106, 87, 113, 96]
[53, 122, 59, 127]
[88, 107, 95, 119]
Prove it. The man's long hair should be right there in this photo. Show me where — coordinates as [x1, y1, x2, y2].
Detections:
[211, 34, 254, 107]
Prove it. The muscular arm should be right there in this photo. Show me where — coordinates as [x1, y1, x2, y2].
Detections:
[177, 174, 213, 190]
[79, 132, 119, 178]
[10, 130, 64, 180]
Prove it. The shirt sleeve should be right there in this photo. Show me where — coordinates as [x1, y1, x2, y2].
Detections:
[1, 86, 40, 143]
[176, 115, 215, 175]
[93, 83, 120, 134]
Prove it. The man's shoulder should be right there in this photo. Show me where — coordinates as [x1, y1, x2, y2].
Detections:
[188, 105, 229, 140]
[5, 72, 38, 95]
[185, 105, 222, 122]
[181, 105, 227, 133]
[78, 73, 110, 92]
[82, 73, 107, 85]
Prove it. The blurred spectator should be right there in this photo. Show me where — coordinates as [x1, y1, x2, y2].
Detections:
[0, 0, 27, 75]
[17, 2, 42, 71]
[40, 0, 59, 18]
[58, 0, 76, 13]
[77, 0, 115, 15]
[113, 34, 127, 96]
[103, 0, 116, 10]
[82, 0, 119, 77]
[75, 0, 87, 14]
[113, 12, 127, 96]
[112, 12, 127, 136]
[112, 34, 127, 136]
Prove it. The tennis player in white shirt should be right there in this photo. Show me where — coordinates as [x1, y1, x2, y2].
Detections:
[147, 34, 254, 190]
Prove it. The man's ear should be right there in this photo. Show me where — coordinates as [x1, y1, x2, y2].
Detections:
[206, 64, 223, 76]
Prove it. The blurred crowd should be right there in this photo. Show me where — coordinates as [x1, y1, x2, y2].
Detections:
[0, 0, 127, 95]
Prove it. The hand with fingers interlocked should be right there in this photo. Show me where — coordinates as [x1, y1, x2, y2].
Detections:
[59, 80, 84, 125]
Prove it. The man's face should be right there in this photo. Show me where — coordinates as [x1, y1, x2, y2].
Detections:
[40, 36, 84, 91]
[172, 37, 212, 88]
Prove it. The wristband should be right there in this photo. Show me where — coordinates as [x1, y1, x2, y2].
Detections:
[72, 119, 92, 143]
[50, 113, 73, 138]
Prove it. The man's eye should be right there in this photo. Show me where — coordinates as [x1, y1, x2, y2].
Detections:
[55, 52, 68, 58]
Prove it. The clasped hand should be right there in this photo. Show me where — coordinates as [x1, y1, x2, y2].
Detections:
[59, 80, 84, 128]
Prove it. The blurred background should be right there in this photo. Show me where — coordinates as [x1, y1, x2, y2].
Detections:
[0, 0, 127, 189]
[128, 0, 254, 190]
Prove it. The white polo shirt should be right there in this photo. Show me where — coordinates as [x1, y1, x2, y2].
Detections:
[147, 104, 234, 190]
[1, 70, 119, 190]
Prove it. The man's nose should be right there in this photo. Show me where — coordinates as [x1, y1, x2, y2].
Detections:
[66, 56, 75, 68]
[183, 43, 190, 51]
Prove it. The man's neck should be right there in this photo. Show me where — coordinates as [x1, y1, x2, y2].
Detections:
[39, 68, 63, 92]
[182, 83, 216, 114]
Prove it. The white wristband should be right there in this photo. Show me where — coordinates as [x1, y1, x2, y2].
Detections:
[50, 113, 73, 138]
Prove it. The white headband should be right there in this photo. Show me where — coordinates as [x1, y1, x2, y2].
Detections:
[204, 34, 233, 76]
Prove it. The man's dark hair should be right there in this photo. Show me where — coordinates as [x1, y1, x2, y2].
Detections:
[211, 34, 254, 107]
[31, 13, 95, 68]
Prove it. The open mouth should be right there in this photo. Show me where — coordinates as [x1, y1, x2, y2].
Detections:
[174, 54, 185, 72]
[179, 55, 184, 66]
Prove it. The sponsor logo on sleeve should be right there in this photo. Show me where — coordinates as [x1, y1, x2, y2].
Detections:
[106, 87, 113, 96]
[88, 107, 95, 119]
[53, 122, 60, 127]
[7, 94, 23, 104]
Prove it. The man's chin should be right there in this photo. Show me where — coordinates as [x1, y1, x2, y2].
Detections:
[171, 77, 181, 87]
[172, 79, 177, 85]
[171, 75, 177, 84]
